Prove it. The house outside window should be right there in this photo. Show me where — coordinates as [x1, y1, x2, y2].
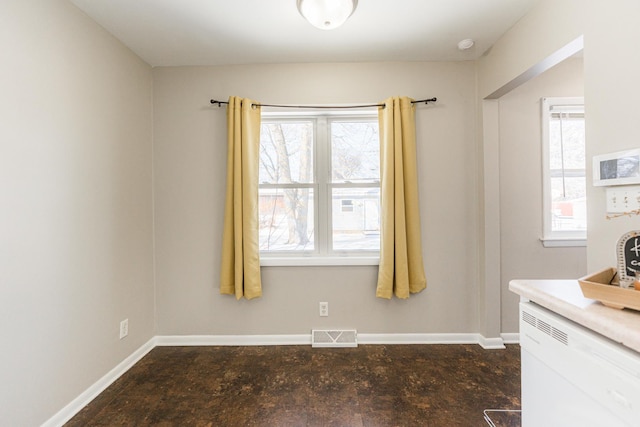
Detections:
[541, 97, 586, 247]
[258, 111, 380, 265]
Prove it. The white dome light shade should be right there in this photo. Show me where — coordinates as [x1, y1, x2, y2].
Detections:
[297, 0, 358, 30]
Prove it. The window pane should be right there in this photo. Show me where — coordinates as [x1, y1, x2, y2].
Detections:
[549, 115, 585, 170]
[550, 176, 586, 232]
[331, 121, 379, 182]
[260, 122, 314, 184]
[259, 187, 314, 251]
[332, 187, 380, 251]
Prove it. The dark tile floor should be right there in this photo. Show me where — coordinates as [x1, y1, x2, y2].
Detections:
[66, 344, 521, 427]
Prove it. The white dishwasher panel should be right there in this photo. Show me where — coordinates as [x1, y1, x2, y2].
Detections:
[520, 302, 640, 427]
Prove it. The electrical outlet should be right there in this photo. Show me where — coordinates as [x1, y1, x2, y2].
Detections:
[319, 302, 329, 317]
[119, 318, 129, 339]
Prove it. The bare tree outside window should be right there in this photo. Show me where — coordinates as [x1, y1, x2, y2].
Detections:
[331, 122, 379, 182]
[259, 122, 314, 251]
[259, 115, 380, 255]
[330, 121, 380, 251]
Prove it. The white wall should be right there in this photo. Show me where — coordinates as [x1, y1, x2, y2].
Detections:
[0, 1, 155, 425]
[152, 63, 480, 336]
[499, 58, 586, 332]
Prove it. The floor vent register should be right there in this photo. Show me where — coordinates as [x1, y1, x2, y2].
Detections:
[311, 329, 358, 348]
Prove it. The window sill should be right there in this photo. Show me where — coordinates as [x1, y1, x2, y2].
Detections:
[540, 238, 587, 248]
[260, 256, 380, 267]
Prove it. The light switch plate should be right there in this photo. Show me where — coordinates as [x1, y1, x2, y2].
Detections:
[606, 186, 640, 213]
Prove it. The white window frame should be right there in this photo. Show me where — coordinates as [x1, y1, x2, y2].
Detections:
[259, 109, 381, 266]
[540, 97, 586, 247]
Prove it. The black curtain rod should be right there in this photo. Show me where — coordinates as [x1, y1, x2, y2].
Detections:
[209, 98, 437, 109]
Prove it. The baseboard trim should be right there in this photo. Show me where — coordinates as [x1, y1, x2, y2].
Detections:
[155, 333, 506, 348]
[359, 333, 482, 345]
[43, 332, 510, 426]
[155, 334, 311, 346]
[478, 335, 506, 349]
[42, 337, 156, 427]
[500, 333, 520, 344]
[359, 333, 506, 349]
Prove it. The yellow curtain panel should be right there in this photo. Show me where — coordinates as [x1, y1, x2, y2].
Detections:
[220, 96, 262, 299]
[376, 96, 427, 299]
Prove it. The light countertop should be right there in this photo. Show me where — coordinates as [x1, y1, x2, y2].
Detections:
[509, 279, 640, 354]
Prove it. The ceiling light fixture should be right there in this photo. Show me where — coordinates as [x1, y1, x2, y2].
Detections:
[297, 0, 358, 30]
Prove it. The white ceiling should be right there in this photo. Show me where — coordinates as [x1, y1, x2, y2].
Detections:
[70, 0, 539, 67]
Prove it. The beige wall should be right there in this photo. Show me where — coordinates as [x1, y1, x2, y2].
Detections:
[584, 1, 640, 270]
[479, 0, 640, 324]
[0, 1, 155, 425]
[499, 58, 586, 332]
[7, 0, 640, 424]
[477, 0, 583, 99]
[152, 62, 480, 336]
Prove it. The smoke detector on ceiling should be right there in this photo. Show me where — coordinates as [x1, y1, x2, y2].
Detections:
[457, 39, 475, 51]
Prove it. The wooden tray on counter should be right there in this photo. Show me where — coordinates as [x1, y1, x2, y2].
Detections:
[578, 267, 640, 311]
